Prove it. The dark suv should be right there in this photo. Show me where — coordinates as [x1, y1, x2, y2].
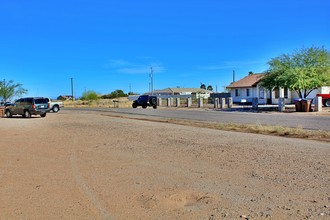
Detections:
[132, 95, 157, 109]
[5, 97, 50, 118]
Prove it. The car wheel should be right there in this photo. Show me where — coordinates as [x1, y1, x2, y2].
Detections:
[52, 105, 59, 113]
[132, 103, 137, 108]
[5, 110, 12, 118]
[40, 113, 47, 117]
[142, 105, 147, 109]
[153, 105, 157, 109]
[24, 110, 31, 118]
[150, 97, 157, 106]
[325, 99, 330, 107]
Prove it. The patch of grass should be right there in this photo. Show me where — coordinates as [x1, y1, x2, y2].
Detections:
[102, 113, 330, 142]
[209, 122, 329, 142]
[210, 122, 329, 142]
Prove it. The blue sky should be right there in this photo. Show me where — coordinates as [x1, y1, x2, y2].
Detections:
[1, 0, 329, 99]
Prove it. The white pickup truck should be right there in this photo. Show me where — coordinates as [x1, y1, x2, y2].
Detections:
[45, 98, 64, 113]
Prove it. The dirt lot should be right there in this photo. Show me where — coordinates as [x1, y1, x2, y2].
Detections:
[0, 110, 329, 219]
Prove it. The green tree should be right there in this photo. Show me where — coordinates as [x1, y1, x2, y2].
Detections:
[0, 79, 27, 101]
[200, 83, 206, 89]
[81, 90, 99, 100]
[260, 46, 330, 98]
[101, 89, 128, 99]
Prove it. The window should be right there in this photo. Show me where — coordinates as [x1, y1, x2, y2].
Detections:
[35, 98, 48, 104]
[15, 98, 23, 103]
[246, 88, 250, 97]
[284, 87, 289, 98]
[259, 88, 264, 99]
[275, 88, 289, 99]
[235, 89, 241, 97]
[274, 88, 280, 99]
[24, 98, 33, 104]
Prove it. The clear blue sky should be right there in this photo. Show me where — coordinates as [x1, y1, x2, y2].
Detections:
[1, 0, 329, 99]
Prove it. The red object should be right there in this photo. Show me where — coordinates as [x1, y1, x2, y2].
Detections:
[316, 93, 330, 98]
[316, 94, 330, 107]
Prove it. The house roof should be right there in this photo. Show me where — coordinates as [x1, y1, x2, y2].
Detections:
[226, 73, 265, 89]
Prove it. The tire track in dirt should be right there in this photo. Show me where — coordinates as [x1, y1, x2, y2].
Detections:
[70, 137, 114, 220]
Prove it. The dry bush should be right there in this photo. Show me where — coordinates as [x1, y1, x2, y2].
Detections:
[63, 98, 132, 108]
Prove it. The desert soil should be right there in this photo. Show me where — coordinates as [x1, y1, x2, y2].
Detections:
[0, 110, 329, 220]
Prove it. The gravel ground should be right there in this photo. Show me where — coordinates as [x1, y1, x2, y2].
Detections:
[0, 110, 329, 220]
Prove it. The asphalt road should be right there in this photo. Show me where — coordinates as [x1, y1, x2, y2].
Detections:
[66, 107, 330, 131]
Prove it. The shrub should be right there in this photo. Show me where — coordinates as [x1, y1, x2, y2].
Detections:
[101, 89, 128, 99]
[81, 90, 100, 101]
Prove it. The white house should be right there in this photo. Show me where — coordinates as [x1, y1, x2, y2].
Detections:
[226, 74, 272, 104]
[226, 73, 329, 104]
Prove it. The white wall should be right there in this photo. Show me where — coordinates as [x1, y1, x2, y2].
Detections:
[321, 86, 330, 94]
[194, 93, 211, 99]
[230, 87, 260, 103]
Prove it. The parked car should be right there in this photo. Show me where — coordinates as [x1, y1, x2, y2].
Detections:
[44, 97, 64, 113]
[316, 94, 330, 107]
[132, 95, 157, 109]
[5, 97, 50, 118]
[0, 101, 13, 107]
[4, 102, 14, 107]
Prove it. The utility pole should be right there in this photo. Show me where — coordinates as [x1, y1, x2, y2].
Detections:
[150, 67, 153, 95]
[233, 70, 235, 83]
[70, 77, 74, 102]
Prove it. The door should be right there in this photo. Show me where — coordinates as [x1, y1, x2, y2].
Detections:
[12, 98, 23, 115]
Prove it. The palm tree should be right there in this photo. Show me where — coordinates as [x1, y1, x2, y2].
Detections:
[207, 85, 213, 91]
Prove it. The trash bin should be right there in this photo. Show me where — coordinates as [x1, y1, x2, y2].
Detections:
[294, 99, 302, 112]
[301, 99, 311, 112]
[0, 107, 5, 118]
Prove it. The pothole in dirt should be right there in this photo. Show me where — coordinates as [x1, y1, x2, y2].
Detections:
[138, 190, 215, 211]
[164, 192, 213, 210]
